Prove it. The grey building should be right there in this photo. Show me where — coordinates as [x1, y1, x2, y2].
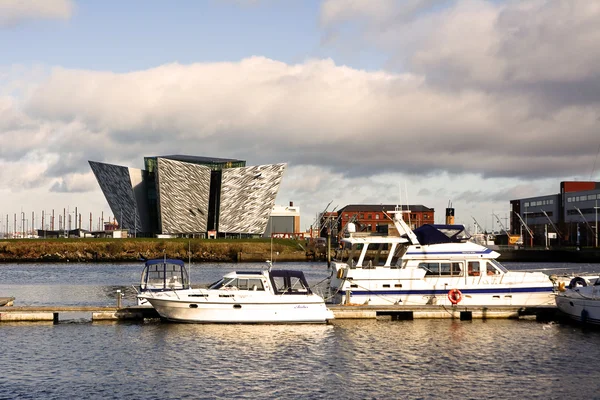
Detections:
[89, 155, 286, 237]
[510, 181, 600, 247]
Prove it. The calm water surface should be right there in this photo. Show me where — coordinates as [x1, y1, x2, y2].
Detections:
[1, 261, 600, 399]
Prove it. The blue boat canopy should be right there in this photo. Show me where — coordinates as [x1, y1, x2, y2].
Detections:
[412, 224, 471, 245]
[145, 258, 184, 267]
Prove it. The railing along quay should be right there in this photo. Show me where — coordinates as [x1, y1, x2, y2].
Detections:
[0, 304, 558, 323]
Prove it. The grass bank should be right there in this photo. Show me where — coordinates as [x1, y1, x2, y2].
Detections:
[0, 238, 316, 263]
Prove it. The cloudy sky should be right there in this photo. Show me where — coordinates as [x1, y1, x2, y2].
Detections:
[1, 0, 600, 233]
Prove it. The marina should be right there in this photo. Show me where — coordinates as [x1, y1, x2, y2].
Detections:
[2, 260, 600, 399]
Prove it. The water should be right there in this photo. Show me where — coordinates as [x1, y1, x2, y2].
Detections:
[2, 261, 600, 399]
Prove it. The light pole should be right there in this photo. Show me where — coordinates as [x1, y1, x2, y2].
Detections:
[524, 210, 533, 248]
[595, 199, 599, 248]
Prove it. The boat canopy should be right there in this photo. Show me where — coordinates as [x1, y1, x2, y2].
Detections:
[140, 258, 190, 291]
[413, 224, 471, 245]
[269, 270, 312, 295]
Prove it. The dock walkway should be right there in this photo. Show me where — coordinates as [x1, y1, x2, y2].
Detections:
[0, 304, 558, 323]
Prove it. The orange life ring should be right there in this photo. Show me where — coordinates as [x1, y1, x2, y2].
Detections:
[448, 289, 463, 305]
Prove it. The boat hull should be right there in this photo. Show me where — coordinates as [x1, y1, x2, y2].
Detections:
[556, 292, 600, 325]
[145, 295, 333, 324]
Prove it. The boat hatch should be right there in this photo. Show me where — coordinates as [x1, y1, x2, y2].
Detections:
[270, 270, 312, 295]
[140, 259, 190, 291]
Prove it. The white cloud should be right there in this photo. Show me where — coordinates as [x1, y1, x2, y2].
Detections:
[2, 0, 600, 229]
[0, 0, 74, 27]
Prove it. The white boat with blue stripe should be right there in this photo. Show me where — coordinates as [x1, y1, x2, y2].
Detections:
[328, 210, 557, 307]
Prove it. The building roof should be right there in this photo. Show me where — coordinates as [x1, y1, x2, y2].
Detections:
[157, 155, 245, 164]
[338, 204, 434, 213]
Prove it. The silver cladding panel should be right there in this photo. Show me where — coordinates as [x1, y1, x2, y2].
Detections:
[156, 158, 211, 234]
[219, 163, 286, 234]
[89, 161, 141, 230]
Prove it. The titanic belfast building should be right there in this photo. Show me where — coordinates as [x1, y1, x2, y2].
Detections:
[89, 155, 286, 237]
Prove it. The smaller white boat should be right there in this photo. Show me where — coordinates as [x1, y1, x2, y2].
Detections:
[138, 267, 333, 324]
[134, 258, 190, 306]
[555, 276, 600, 325]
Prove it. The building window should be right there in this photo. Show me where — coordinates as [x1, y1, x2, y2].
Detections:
[424, 214, 429, 219]
[359, 214, 364, 219]
[524, 202, 530, 207]
[375, 214, 380, 220]
[368, 214, 372, 220]
[344, 214, 348, 218]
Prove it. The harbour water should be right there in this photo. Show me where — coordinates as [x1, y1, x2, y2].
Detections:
[2, 261, 600, 399]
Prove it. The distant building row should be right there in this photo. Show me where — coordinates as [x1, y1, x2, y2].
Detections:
[510, 181, 600, 247]
[319, 204, 435, 240]
[89, 155, 287, 238]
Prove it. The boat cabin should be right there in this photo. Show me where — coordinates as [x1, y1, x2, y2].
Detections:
[207, 270, 313, 295]
[140, 258, 190, 291]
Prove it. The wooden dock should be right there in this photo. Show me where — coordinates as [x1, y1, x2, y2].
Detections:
[0, 304, 558, 323]
[0, 305, 159, 322]
[328, 304, 559, 321]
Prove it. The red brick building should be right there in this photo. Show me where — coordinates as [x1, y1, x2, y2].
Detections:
[334, 204, 435, 239]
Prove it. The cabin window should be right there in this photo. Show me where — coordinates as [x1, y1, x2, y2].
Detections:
[343, 243, 362, 268]
[468, 261, 480, 277]
[209, 277, 264, 291]
[420, 262, 439, 275]
[390, 244, 407, 266]
[420, 262, 462, 276]
[486, 262, 500, 275]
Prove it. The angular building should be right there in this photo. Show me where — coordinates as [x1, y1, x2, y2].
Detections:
[89, 155, 286, 237]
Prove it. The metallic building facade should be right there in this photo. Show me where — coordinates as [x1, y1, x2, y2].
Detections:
[90, 156, 286, 237]
[156, 158, 211, 234]
[218, 164, 286, 234]
[89, 161, 145, 233]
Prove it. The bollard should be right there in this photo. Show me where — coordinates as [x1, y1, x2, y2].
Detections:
[116, 290, 122, 309]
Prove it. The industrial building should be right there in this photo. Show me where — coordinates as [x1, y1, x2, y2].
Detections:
[89, 155, 286, 238]
[510, 181, 600, 247]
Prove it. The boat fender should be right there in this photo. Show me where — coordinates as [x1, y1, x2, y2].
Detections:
[558, 282, 566, 292]
[581, 309, 589, 324]
[337, 268, 345, 280]
[568, 277, 587, 289]
[448, 289, 462, 305]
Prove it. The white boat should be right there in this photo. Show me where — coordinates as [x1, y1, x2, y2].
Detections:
[134, 258, 191, 306]
[555, 276, 600, 325]
[138, 267, 333, 324]
[328, 210, 557, 307]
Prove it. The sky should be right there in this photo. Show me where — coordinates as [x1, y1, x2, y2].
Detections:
[1, 0, 600, 233]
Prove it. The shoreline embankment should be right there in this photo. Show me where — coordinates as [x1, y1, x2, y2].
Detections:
[0, 238, 314, 263]
[1, 239, 599, 263]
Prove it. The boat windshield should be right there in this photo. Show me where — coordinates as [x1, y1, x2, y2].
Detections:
[489, 259, 508, 273]
[336, 242, 363, 267]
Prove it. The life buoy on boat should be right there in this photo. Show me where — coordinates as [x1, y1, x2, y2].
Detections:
[448, 289, 463, 305]
[568, 277, 587, 289]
